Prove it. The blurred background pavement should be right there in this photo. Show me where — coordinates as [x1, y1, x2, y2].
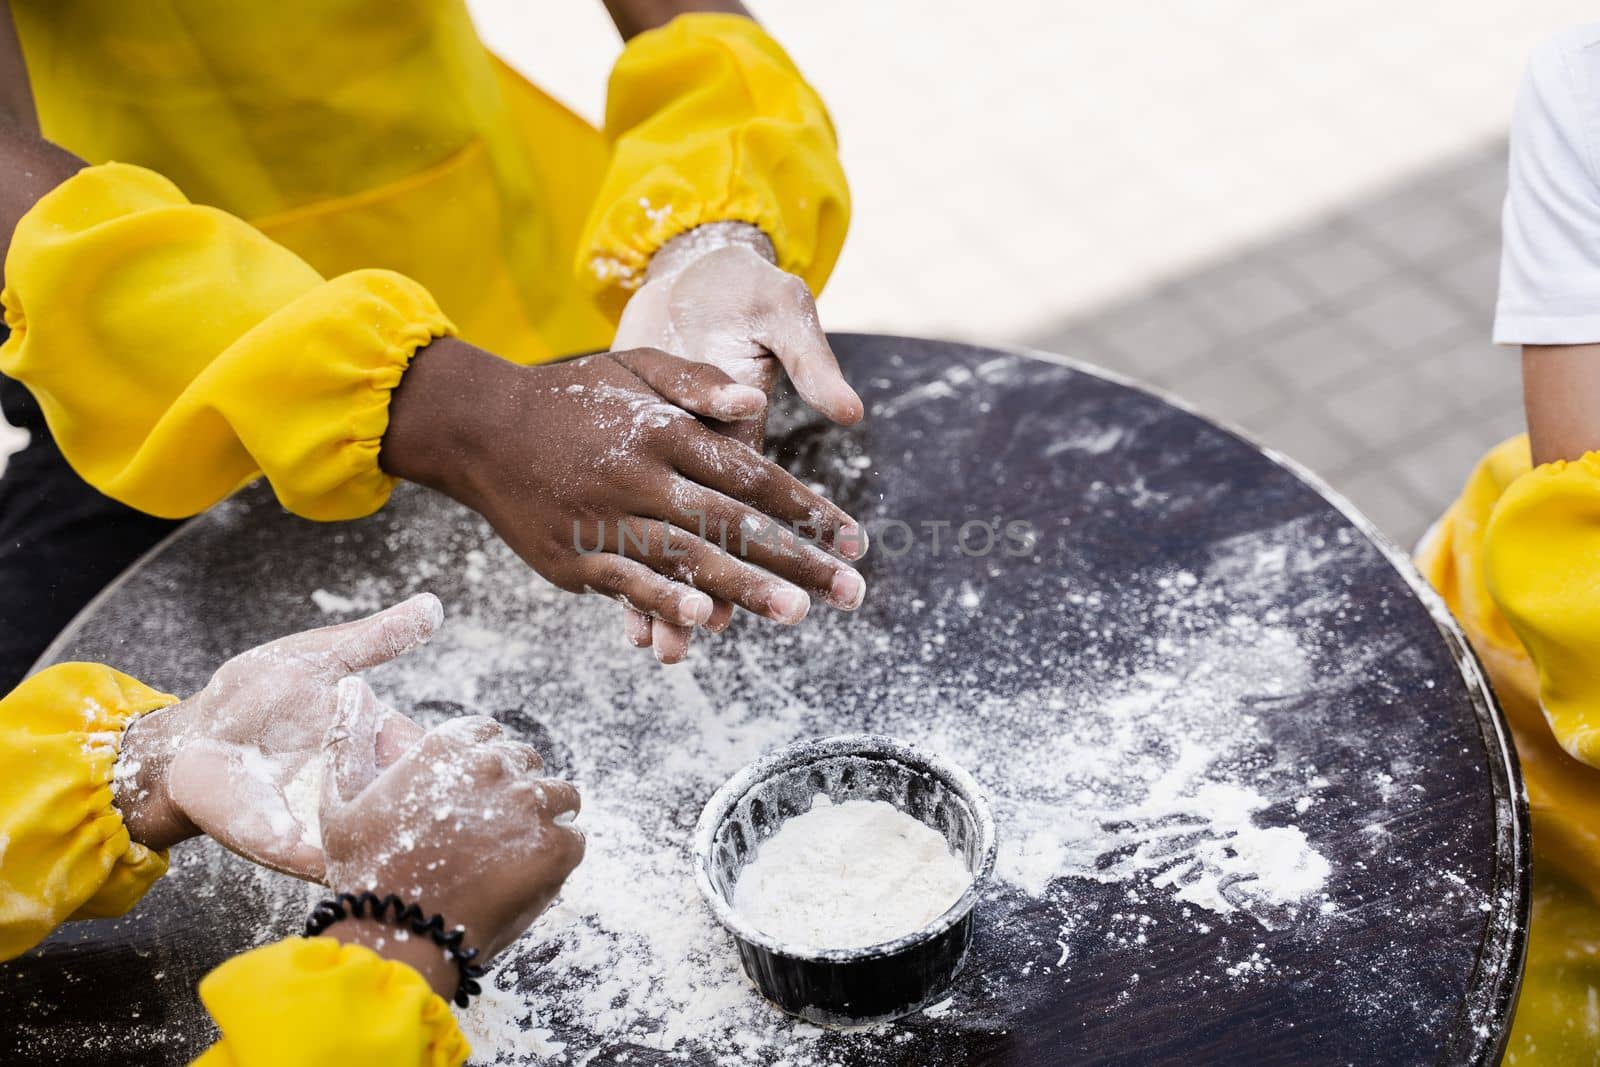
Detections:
[6, 1, 1590, 546]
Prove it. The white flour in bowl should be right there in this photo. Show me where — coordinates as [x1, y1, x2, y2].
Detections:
[730, 795, 973, 951]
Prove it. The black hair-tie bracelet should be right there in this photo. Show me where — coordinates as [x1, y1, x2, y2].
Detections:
[305, 890, 487, 1007]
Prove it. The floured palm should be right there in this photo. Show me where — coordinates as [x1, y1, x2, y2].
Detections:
[142, 594, 441, 880]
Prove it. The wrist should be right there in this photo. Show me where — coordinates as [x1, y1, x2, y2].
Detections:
[646, 221, 776, 282]
[114, 702, 200, 852]
[320, 916, 459, 1001]
[381, 336, 521, 502]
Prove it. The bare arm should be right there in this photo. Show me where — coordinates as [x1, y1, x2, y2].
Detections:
[0, 2, 84, 263]
[1523, 345, 1600, 466]
[601, 0, 750, 40]
[0, 2, 34, 134]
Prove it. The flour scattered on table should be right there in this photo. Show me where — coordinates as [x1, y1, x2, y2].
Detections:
[54, 358, 1512, 1067]
[169, 510, 1379, 1067]
[310, 588, 379, 615]
[372, 519, 1363, 1065]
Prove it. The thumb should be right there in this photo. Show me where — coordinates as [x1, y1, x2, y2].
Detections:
[322, 592, 445, 675]
[760, 303, 863, 426]
[375, 709, 427, 769]
[322, 676, 384, 812]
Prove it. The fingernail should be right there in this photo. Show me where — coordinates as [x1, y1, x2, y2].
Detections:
[837, 522, 869, 560]
[334, 675, 366, 712]
[413, 591, 445, 632]
[768, 586, 810, 624]
[679, 591, 714, 626]
[829, 569, 865, 610]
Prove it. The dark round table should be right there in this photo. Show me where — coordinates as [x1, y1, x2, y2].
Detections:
[7, 335, 1527, 1066]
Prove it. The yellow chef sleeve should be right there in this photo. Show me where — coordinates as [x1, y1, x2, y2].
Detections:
[0, 663, 176, 962]
[577, 13, 850, 319]
[192, 937, 468, 1067]
[0, 162, 456, 521]
[1423, 434, 1600, 890]
[1484, 447, 1600, 768]
[1422, 437, 1600, 1063]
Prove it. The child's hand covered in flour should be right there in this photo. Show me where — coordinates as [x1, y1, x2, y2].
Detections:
[315, 677, 584, 995]
[614, 222, 863, 444]
[380, 337, 868, 667]
[610, 222, 866, 661]
[112, 594, 441, 879]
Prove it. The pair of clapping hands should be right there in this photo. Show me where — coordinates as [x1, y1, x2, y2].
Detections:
[114, 594, 579, 977]
[382, 225, 869, 666]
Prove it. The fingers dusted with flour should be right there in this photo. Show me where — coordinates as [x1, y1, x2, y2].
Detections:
[613, 223, 864, 430]
[322, 676, 388, 806]
[759, 286, 862, 428]
[318, 681, 585, 965]
[115, 594, 444, 882]
[380, 337, 864, 667]
[610, 224, 864, 665]
[611, 346, 768, 423]
[235, 592, 443, 678]
[317, 594, 445, 674]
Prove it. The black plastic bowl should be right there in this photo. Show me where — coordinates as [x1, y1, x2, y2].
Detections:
[693, 734, 998, 1026]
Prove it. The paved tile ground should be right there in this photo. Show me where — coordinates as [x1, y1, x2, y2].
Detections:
[1028, 140, 1518, 548]
[0, 140, 1523, 543]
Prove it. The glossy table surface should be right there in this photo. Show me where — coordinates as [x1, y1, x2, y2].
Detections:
[10, 335, 1526, 1066]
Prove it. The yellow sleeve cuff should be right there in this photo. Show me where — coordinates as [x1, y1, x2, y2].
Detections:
[577, 13, 850, 319]
[0, 663, 175, 962]
[198, 937, 469, 1067]
[1485, 446, 1600, 767]
[0, 162, 455, 521]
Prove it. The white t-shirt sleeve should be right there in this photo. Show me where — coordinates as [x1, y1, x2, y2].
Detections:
[1496, 26, 1600, 345]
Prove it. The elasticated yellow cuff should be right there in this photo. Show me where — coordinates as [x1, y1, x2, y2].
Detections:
[577, 14, 850, 319]
[1485, 446, 1600, 767]
[140, 267, 455, 520]
[0, 663, 176, 962]
[0, 162, 455, 521]
[196, 937, 469, 1067]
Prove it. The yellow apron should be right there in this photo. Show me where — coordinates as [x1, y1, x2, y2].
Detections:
[0, 5, 849, 519]
[10, 0, 614, 363]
